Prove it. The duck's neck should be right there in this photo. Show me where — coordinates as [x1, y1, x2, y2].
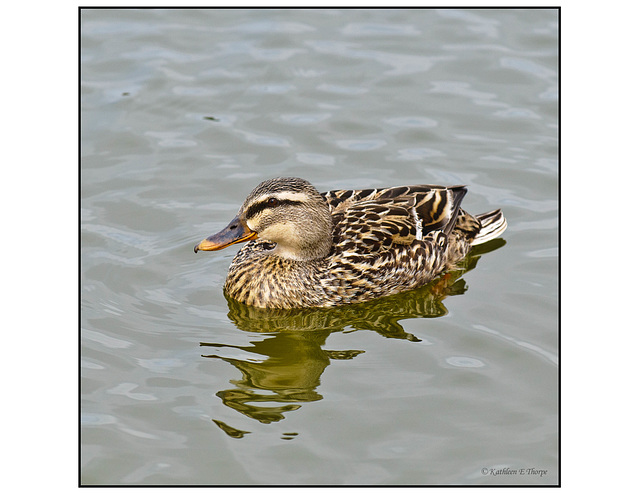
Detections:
[271, 234, 332, 261]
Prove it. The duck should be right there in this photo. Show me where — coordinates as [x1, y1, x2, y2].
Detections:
[194, 177, 507, 309]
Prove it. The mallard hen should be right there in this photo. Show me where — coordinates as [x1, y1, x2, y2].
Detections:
[195, 177, 506, 309]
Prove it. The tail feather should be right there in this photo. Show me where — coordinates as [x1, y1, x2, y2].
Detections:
[471, 209, 507, 246]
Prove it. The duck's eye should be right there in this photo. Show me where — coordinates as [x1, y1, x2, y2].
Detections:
[267, 197, 280, 207]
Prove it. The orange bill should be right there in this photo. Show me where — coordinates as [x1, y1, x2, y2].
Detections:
[194, 215, 257, 253]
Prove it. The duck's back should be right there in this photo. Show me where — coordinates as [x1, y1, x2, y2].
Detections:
[313, 185, 478, 304]
[323, 184, 472, 249]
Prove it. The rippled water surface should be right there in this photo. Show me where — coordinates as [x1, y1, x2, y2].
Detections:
[81, 8, 558, 485]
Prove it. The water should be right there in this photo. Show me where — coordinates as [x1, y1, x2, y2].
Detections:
[81, 8, 558, 485]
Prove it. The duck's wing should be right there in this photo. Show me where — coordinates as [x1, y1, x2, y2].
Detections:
[323, 185, 468, 250]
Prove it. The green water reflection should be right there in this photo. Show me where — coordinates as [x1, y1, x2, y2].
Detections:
[202, 240, 505, 437]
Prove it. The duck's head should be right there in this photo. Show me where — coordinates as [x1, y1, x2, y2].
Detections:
[194, 177, 333, 261]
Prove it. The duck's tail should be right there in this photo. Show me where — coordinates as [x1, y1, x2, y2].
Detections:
[471, 209, 507, 246]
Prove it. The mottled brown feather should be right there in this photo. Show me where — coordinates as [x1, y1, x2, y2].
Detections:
[197, 178, 506, 308]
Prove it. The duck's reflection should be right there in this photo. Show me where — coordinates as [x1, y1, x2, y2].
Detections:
[203, 240, 505, 434]
[202, 330, 346, 425]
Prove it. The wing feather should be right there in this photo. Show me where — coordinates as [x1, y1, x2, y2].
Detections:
[323, 184, 468, 253]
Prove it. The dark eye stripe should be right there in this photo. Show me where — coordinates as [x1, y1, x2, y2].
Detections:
[245, 198, 302, 220]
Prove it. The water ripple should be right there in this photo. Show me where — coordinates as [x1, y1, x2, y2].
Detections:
[472, 324, 558, 366]
[335, 139, 387, 151]
[342, 22, 421, 37]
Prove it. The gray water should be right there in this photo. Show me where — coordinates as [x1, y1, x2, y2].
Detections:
[81, 8, 558, 485]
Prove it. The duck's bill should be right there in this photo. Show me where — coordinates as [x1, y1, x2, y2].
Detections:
[194, 216, 257, 253]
